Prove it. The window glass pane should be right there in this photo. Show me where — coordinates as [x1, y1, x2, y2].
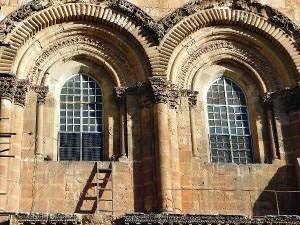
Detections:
[207, 77, 253, 164]
[59, 74, 104, 161]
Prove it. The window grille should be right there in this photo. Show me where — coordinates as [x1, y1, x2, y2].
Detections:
[207, 77, 253, 164]
[59, 74, 103, 161]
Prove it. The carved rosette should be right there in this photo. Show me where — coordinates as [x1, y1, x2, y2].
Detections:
[0, 76, 16, 101]
[33, 85, 49, 104]
[14, 79, 29, 107]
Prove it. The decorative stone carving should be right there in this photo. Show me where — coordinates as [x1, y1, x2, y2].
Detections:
[32, 85, 49, 104]
[30, 35, 132, 85]
[160, 0, 300, 41]
[1, 0, 49, 34]
[114, 80, 197, 108]
[107, 0, 164, 42]
[14, 79, 29, 107]
[115, 87, 127, 104]
[1, 0, 299, 45]
[0, 76, 16, 100]
[262, 83, 300, 112]
[148, 77, 169, 104]
[15, 213, 79, 224]
[121, 213, 300, 225]
[179, 40, 277, 89]
[181, 90, 198, 107]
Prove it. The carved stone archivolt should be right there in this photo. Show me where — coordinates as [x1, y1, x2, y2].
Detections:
[29, 35, 133, 85]
[178, 40, 277, 89]
[0, 0, 299, 79]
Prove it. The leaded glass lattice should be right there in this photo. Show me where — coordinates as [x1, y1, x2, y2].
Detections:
[59, 74, 103, 161]
[207, 77, 253, 164]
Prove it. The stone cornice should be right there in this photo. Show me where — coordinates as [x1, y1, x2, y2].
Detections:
[121, 213, 300, 225]
[15, 213, 79, 224]
[1, 0, 299, 44]
[262, 83, 300, 112]
[114, 79, 199, 108]
[159, 0, 300, 42]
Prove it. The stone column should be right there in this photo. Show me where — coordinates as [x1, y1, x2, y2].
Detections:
[169, 88, 182, 213]
[0, 76, 15, 210]
[33, 86, 48, 160]
[7, 79, 28, 211]
[262, 94, 280, 161]
[188, 91, 199, 157]
[115, 87, 127, 159]
[149, 77, 173, 212]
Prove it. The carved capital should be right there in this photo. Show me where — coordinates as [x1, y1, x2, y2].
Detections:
[0, 76, 16, 101]
[14, 79, 29, 107]
[149, 77, 169, 104]
[114, 87, 127, 104]
[181, 89, 198, 107]
[168, 86, 180, 109]
[261, 92, 275, 109]
[33, 86, 49, 104]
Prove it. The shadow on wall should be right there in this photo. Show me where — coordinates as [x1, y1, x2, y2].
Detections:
[253, 165, 300, 216]
[75, 163, 111, 214]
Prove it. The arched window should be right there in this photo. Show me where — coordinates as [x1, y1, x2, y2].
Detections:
[59, 74, 103, 161]
[207, 77, 253, 164]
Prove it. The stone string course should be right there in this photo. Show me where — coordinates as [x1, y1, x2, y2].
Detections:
[121, 214, 300, 225]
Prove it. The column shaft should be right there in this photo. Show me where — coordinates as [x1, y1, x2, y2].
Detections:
[155, 102, 173, 212]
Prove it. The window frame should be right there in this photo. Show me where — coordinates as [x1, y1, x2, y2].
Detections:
[206, 76, 254, 164]
[58, 73, 105, 161]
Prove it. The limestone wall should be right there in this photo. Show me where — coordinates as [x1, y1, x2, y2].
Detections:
[19, 161, 136, 216]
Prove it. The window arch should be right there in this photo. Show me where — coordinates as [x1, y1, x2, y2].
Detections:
[207, 77, 253, 164]
[59, 74, 104, 161]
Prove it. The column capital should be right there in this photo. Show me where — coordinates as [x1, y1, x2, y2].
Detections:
[14, 79, 29, 107]
[0, 76, 16, 101]
[114, 87, 127, 104]
[33, 85, 49, 104]
[149, 77, 169, 104]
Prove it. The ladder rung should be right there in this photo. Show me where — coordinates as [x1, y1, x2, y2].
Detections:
[97, 188, 112, 190]
[0, 117, 9, 120]
[0, 155, 14, 158]
[98, 199, 113, 201]
[97, 210, 113, 212]
[0, 149, 9, 153]
[0, 133, 16, 137]
[97, 169, 112, 173]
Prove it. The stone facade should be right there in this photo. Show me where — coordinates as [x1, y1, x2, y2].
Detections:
[0, 0, 300, 225]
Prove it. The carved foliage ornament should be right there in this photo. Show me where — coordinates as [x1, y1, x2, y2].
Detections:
[0, 76, 16, 100]
[114, 78, 198, 108]
[33, 85, 49, 104]
[122, 213, 300, 225]
[0, 75, 49, 106]
[1, 0, 300, 44]
[262, 83, 300, 112]
[14, 79, 29, 106]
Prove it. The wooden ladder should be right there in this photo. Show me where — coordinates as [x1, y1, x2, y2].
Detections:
[96, 162, 114, 215]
